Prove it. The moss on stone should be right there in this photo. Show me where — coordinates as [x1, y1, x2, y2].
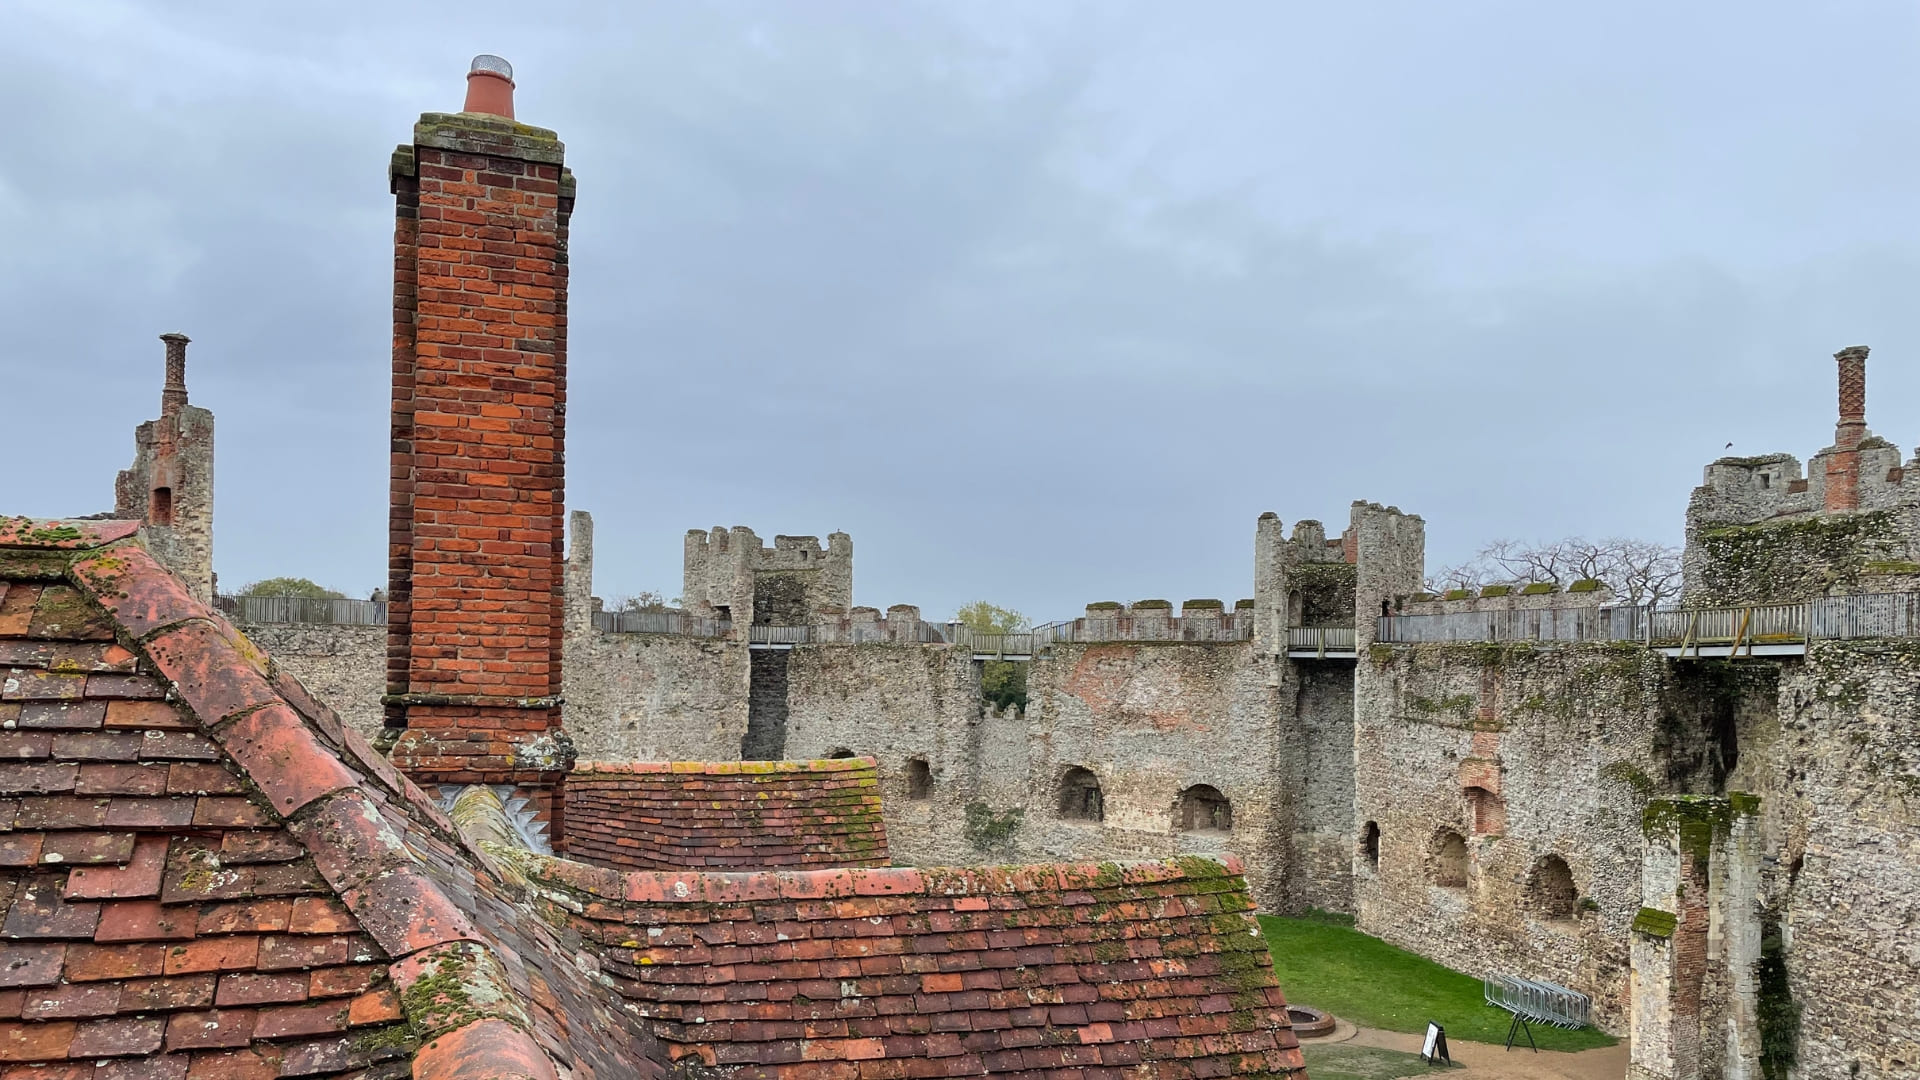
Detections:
[962, 802, 1023, 853]
[1864, 559, 1920, 575]
[1479, 585, 1513, 598]
[1599, 760, 1655, 802]
[1520, 582, 1555, 596]
[1568, 578, 1603, 593]
[1697, 509, 1898, 603]
[1182, 599, 1224, 611]
[1443, 589, 1473, 601]
[1631, 907, 1677, 938]
[1131, 599, 1173, 610]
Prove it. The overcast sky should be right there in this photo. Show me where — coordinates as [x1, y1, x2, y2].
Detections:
[4, 2, 1917, 619]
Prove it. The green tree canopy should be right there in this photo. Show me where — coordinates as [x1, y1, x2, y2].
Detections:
[955, 601, 1029, 634]
[956, 601, 1030, 712]
[238, 577, 344, 599]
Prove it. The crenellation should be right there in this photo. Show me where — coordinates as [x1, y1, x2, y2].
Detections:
[95, 65, 1920, 1074]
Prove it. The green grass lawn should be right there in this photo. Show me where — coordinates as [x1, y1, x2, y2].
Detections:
[1258, 915, 1616, 1052]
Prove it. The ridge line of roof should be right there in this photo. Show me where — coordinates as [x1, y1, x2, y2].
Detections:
[47, 525, 558, 1080]
[514, 850, 1247, 905]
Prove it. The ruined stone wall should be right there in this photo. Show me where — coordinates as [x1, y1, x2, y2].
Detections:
[682, 526, 852, 624]
[1015, 641, 1293, 910]
[1685, 509, 1920, 604]
[1747, 642, 1920, 1079]
[1352, 642, 1675, 1032]
[564, 629, 749, 763]
[1290, 661, 1355, 914]
[780, 642, 986, 866]
[238, 622, 385, 739]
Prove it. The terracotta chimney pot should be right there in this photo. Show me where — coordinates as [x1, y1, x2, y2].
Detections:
[464, 55, 515, 119]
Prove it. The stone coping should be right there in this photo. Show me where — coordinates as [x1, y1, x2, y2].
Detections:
[522, 851, 1246, 904]
[571, 756, 878, 775]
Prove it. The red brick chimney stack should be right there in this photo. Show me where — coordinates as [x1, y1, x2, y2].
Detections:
[384, 57, 577, 841]
[1834, 345, 1869, 449]
[1825, 345, 1871, 512]
[159, 332, 190, 423]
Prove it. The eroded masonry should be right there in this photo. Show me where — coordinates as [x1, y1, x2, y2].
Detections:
[0, 58, 1306, 1080]
[11, 52, 1919, 1080]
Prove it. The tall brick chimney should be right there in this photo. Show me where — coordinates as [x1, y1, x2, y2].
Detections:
[1825, 345, 1870, 512]
[159, 332, 190, 422]
[383, 56, 578, 843]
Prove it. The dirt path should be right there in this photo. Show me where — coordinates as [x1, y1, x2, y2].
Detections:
[1337, 1026, 1627, 1080]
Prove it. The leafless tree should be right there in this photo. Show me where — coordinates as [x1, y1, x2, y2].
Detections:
[1429, 537, 1682, 608]
[615, 590, 675, 613]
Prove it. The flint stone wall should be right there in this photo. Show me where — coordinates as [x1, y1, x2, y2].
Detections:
[1352, 642, 1676, 1032]
[238, 621, 385, 738]
[1750, 642, 1920, 1079]
[564, 630, 749, 763]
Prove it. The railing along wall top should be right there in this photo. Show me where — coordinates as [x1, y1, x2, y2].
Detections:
[215, 595, 387, 627]
[1377, 592, 1920, 647]
[593, 610, 731, 638]
[1287, 626, 1357, 651]
[1035, 614, 1256, 644]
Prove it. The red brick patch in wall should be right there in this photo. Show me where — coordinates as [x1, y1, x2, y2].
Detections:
[564, 759, 889, 871]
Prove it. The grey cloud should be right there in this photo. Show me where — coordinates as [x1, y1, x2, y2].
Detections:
[3, 1, 1917, 621]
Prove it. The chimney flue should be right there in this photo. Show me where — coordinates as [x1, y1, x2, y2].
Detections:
[463, 55, 515, 119]
[1834, 345, 1869, 449]
[159, 332, 190, 419]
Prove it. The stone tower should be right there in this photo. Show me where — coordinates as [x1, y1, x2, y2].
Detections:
[382, 56, 579, 840]
[114, 332, 215, 602]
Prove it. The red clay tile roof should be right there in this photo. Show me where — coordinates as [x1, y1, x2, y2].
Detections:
[564, 759, 889, 871]
[0, 520, 661, 1080]
[0, 519, 1306, 1080]
[504, 853, 1306, 1080]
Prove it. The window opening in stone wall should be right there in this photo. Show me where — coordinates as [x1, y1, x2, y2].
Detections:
[1361, 821, 1380, 868]
[827, 748, 856, 759]
[1464, 785, 1505, 835]
[1431, 829, 1468, 888]
[1759, 472, 1771, 489]
[1526, 854, 1578, 920]
[1176, 784, 1232, 833]
[906, 758, 932, 800]
[1058, 767, 1104, 822]
[150, 487, 173, 527]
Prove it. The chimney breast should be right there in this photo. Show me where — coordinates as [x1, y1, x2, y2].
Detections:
[463, 55, 515, 119]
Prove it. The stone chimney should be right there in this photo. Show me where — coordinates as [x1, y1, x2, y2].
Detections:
[115, 333, 215, 603]
[384, 56, 578, 845]
[1825, 345, 1870, 512]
